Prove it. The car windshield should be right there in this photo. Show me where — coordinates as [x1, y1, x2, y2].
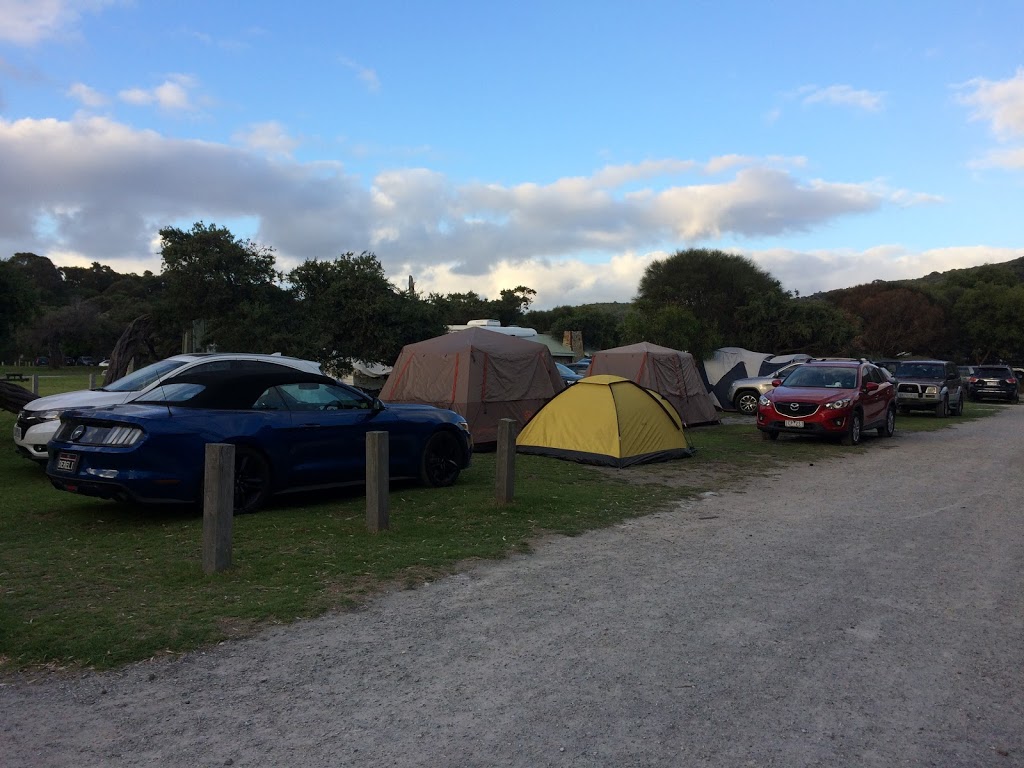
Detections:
[101, 359, 189, 392]
[896, 362, 944, 379]
[134, 382, 207, 403]
[783, 366, 858, 389]
[976, 366, 1011, 377]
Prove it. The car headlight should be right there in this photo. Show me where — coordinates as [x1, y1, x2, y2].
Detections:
[38, 409, 65, 420]
[825, 398, 853, 410]
[925, 386, 938, 394]
[758, 395, 771, 407]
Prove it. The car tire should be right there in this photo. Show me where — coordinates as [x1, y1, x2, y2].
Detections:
[877, 405, 896, 438]
[419, 431, 463, 487]
[733, 390, 759, 416]
[233, 446, 271, 514]
[935, 396, 949, 418]
[841, 411, 862, 446]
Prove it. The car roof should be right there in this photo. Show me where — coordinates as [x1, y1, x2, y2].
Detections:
[801, 359, 862, 367]
[136, 370, 340, 409]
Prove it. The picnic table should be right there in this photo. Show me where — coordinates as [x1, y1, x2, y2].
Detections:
[4, 372, 28, 382]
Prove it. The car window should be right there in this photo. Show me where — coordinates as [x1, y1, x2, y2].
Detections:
[135, 382, 207, 403]
[896, 362, 944, 379]
[276, 382, 372, 411]
[975, 366, 1012, 377]
[103, 358, 190, 392]
[783, 366, 857, 388]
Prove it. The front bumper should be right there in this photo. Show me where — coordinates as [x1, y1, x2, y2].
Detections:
[757, 410, 851, 436]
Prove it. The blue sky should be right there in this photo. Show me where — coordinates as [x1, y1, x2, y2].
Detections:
[1, 1, 1023, 309]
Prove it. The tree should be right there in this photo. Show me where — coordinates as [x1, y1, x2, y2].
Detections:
[493, 286, 537, 326]
[634, 248, 785, 350]
[620, 304, 710, 358]
[526, 305, 623, 351]
[7, 253, 64, 307]
[737, 294, 856, 355]
[828, 285, 947, 357]
[0, 258, 39, 360]
[427, 292, 494, 325]
[159, 222, 279, 348]
[952, 283, 1024, 363]
[288, 253, 445, 373]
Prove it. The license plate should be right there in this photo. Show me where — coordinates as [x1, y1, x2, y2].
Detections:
[784, 419, 803, 428]
[56, 452, 79, 473]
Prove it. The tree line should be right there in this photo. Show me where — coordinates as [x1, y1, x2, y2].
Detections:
[1, 224, 1022, 369]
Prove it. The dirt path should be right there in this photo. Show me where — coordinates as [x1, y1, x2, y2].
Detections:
[3, 408, 1023, 767]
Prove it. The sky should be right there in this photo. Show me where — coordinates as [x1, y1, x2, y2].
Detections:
[1, 1, 1023, 310]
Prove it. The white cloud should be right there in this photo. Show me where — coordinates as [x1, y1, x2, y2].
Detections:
[339, 57, 380, 92]
[66, 82, 107, 107]
[233, 121, 299, 156]
[0, 115, 948, 308]
[969, 146, 1024, 170]
[118, 74, 198, 111]
[0, 0, 119, 45]
[957, 68, 1024, 139]
[799, 84, 884, 112]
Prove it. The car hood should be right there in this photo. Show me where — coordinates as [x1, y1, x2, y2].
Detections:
[21, 389, 136, 414]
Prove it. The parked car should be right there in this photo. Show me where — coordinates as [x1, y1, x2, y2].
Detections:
[756, 359, 896, 445]
[894, 359, 964, 417]
[46, 368, 473, 513]
[76, 356, 96, 366]
[566, 358, 592, 375]
[727, 360, 806, 415]
[967, 365, 1020, 403]
[33, 356, 49, 366]
[555, 362, 583, 385]
[98, 359, 110, 368]
[957, 365, 976, 387]
[14, 352, 324, 462]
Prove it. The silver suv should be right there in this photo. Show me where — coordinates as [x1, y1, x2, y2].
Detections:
[894, 359, 964, 417]
[727, 361, 806, 415]
[14, 353, 323, 461]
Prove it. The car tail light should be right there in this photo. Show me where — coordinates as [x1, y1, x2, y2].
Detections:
[969, 376, 979, 383]
[1008, 378, 1018, 385]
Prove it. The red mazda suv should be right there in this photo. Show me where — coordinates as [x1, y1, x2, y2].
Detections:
[756, 359, 896, 446]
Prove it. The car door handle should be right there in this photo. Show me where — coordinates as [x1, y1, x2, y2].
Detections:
[298, 423, 323, 428]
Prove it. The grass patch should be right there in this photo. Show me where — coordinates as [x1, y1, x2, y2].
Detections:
[0, 390, 1007, 674]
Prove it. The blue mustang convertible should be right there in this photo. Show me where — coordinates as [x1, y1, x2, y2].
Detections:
[46, 369, 473, 513]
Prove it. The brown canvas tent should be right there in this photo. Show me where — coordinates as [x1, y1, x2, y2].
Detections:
[380, 327, 565, 447]
[588, 342, 720, 426]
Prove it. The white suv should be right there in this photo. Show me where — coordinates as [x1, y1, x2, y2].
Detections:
[14, 353, 323, 461]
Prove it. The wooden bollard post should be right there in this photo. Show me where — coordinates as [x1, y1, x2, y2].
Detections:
[89, 373, 97, 389]
[30, 374, 39, 395]
[203, 443, 235, 574]
[366, 431, 389, 532]
[496, 418, 516, 505]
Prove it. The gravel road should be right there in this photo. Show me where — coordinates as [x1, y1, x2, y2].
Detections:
[3, 406, 1023, 767]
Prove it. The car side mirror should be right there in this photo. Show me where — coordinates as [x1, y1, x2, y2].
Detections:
[864, 381, 879, 392]
[771, 379, 782, 387]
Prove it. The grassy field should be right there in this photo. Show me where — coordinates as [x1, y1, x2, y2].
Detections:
[0, 373, 1003, 673]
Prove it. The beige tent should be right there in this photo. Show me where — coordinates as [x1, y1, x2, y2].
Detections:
[588, 342, 719, 426]
[380, 327, 565, 447]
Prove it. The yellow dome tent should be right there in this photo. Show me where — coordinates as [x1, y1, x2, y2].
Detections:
[516, 375, 695, 467]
